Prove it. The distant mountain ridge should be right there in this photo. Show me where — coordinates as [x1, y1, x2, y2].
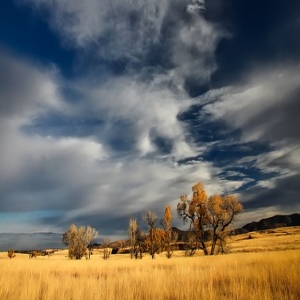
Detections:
[171, 213, 300, 240]
[238, 213, 300, 233]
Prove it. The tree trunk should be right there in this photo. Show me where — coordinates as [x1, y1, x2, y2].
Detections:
[150, 227, 155, 259]
[210, 237, 218, 255]
[200, 240, 208, 255]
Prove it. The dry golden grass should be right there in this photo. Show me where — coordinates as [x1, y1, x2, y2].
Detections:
[0, 250, 299, 300]
[228, 226, 300, 253]
[0, 227, 300, 300]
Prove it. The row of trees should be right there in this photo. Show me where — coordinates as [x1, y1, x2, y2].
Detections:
[62, 182, 243, 259]
[128, 206, 178, 259]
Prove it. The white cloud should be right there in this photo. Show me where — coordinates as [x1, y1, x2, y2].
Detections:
[186, 0, 205, 14]
[202, 66, 300, 143]
[2, 0, 275, 236]
[172, 14, 223, 82]
[24, 0, 169, 60]
[69, 75, 196, 158]
[0, 50, 246, 234]
[198, 66, 300, 183]
[256, 180, 276, 189]
[23, 0, 224, 85]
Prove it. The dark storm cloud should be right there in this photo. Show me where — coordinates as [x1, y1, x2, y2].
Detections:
[207, 67, 300, 149]
[0, 232, 64, 251]
[243, 174, 300, 210]
[36, 193, 186, 238]
[22, 114, 105, 138]
[0, 151, 101, 213]
[0, 51, 56, 117]
[241, 85, 300, 145]
[206, 0, 300, 88]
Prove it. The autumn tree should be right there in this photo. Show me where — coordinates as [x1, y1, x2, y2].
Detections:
[62, 224, 98, 260]
[134, 229, 147, 259]
[177, 182, 243, 255]
[207, 194, 243, 254]
[161, 205, 177, 258]
[7, 248, 16, 259]
[144, 228, 166, 255]
[142, 210, 157, 259]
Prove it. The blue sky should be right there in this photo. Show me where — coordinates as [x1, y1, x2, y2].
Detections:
[0, 0, 300, 243]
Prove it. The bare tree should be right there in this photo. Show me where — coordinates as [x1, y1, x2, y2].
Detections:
[128, 218, 138, 259]
[62, 224, 98, 259]
[86, 226, 98, 259]
[142, 210, 157, 259]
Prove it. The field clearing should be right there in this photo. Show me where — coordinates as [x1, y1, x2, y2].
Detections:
[0, 227, 300, 300]
[0, 250, 299, 300]
[228, 226, 300, 253]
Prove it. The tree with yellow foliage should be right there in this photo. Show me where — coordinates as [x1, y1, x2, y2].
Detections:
[177, 182, 243, 255]
[62, 224, 98, 260]
[7, 248, 16, 259]
[161, 205, 177, 258]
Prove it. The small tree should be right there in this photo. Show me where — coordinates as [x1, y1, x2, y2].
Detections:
[144, 228, 166, 255]
[161, 205, 177, 258]
[135, 229, 147, 259]
[128, 218, 138, 259]
[142, 210, 157, 259]
[62, 224, 98, 260]
[86, 226, 98, 259]
[29, 251, 38, 258]
[177, 182, 243, 255]
[184, 231, 198, 256]
[8, 249, 16, 259]
[207, 194, 243, 255]
[102, 238, 111, 260]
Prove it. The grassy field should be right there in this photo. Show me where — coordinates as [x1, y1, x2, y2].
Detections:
[0, 227, 300, 300]
[228, 226, 300, 253]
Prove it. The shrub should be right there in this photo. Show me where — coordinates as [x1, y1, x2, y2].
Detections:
[7, 249, 16, 259]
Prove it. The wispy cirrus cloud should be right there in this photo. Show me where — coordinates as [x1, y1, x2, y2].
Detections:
[203, 66, 300, 144]
[22, 0, 224, 80]
[192, 65, 300, 213]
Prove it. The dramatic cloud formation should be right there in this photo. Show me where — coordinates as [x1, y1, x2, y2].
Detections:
[0, 0, 299, 248]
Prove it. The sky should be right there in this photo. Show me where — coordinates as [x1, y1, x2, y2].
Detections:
[0, 0, 300, 246]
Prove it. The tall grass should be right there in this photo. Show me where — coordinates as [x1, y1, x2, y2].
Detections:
[0, 250, 299, 300]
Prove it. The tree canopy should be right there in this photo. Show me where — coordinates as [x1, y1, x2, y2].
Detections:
[62, 224, 98, 259]
[177, 182, 243, 255]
